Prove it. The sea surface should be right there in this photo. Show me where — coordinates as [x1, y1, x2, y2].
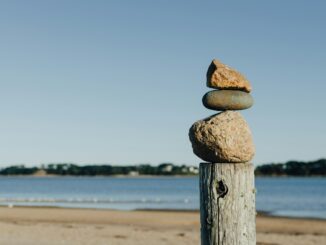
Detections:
[0, 176, 325, 219]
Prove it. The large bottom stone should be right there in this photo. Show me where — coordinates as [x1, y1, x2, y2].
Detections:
[189, 111, 255, 163]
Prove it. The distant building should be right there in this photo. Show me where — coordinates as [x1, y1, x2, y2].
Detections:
[181, 167, 188, 173]
[188, 166, 199, 174]
[159, 164, 173, 173]
[128, 171, 139, 176]
[32, 169, 47, 176]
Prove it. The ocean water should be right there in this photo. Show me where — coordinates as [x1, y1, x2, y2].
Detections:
[0, 176, 325, 219]
[255, 177, 326, 219]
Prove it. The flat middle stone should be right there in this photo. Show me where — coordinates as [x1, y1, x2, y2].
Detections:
[202, 90, 254, 111]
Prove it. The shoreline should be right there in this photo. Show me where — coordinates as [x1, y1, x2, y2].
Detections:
[1, 204, 325, 221]
[0, 206, 325, 245]
[0, 174, 198, 178]
[1, 174, 325, 178]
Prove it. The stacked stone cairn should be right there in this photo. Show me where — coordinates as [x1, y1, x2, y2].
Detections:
[189, 59, 255, 163]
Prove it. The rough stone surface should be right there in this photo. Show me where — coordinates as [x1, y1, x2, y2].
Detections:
[206, 59, 252, 93]
[189, 111, 255, 163]
[203, 90, 254, 111]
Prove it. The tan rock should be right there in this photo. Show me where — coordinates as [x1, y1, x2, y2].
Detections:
[189, 111, 255, 163]
[206, 59, 252, 93]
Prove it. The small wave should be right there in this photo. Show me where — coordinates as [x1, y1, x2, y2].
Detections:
[0, 197, 191, 205]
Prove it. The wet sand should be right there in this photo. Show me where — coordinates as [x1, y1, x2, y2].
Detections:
[0, 207, 325, 245]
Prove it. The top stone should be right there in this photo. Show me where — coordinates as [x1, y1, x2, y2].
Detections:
[206, 59, 252, 93]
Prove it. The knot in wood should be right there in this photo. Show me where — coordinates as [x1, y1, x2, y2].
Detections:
[216, 180, 228, 198]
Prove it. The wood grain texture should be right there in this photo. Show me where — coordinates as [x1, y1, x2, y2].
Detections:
[200, 163, 256, 245]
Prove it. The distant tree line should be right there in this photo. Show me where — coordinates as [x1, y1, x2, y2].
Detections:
[0, 163, 199, 176]
[0, 166, 39, 175]
[255, 159, 326, 176]
[1, 159, 325, 177]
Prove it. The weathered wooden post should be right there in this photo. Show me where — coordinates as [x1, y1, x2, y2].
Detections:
[189, 60, 256, 244]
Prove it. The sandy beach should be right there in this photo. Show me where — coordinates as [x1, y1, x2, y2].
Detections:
[0, 207, 325, 245]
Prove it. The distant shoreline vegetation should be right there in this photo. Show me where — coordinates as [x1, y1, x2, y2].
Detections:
[0, 163, 199, 176]
[0, 159, 325, 177]
[255, 159, 326, 176]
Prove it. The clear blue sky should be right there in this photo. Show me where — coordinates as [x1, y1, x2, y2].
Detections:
[0, 1, 325, 166]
